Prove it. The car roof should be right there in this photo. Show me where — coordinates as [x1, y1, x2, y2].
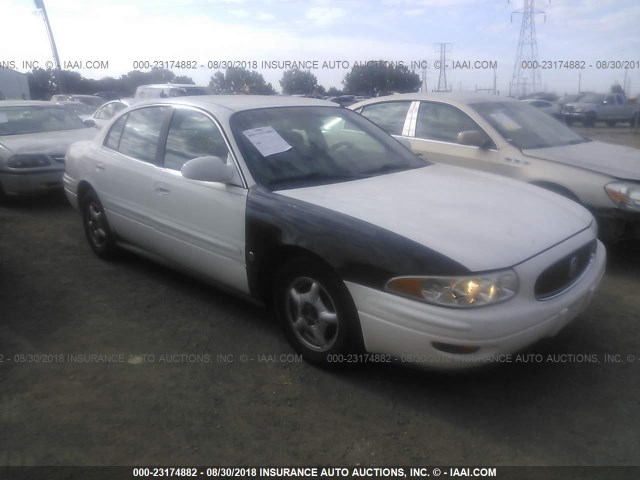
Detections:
[137, 84, 210, 89]
[0, 100, 65, 108]
[351, 92, 519, 109]
[135, 95, 338, 113]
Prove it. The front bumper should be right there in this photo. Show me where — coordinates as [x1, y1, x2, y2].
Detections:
[594, 208, 640, 240]
[562, 111, 595, 121]
[346, 228, 606, 369]
[0, 169, 64, 196]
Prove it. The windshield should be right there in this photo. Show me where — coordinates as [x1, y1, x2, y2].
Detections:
[0, 106, 85, 136]
[472, 101, 588, 150]
[231, 106, 426, 189]
[73, 96, 104, 108]
[579, 94, 604, 104]
[62, 103, 96, 116]
[181, 87, 212, 96]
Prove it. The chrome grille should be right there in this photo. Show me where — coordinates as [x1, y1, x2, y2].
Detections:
[534, 240, 596, 300]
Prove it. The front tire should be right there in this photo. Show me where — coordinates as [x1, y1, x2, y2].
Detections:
[82, 189, 118, 259]
[584, 114, 596, 127]
[274, 257, 363, 366]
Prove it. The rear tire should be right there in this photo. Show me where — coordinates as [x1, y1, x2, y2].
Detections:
[274, 256, 363, 366]
[81, 189, 118, 259]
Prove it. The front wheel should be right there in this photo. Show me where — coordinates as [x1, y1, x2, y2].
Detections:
[274, 257, 363, 366]
[82, 190, 118, 259]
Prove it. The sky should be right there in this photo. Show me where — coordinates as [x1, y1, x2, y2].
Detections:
[1, 0, 640, 97]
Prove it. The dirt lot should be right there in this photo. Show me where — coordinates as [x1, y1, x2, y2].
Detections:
[1, 128, 639, 469]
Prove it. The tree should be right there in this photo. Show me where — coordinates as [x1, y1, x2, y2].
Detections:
[209, 68, 276, 94]
[280, 69, 318, 95]
[173, 75, 195, 84]
[326, 86, 343, 97]
[28, 68, 56, 99]
[610, 83, 625, 96]
[342, 61, 421, 97]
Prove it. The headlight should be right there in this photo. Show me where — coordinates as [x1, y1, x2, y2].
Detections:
[386, 270, 518, 308]
[605, 182, 640, 211]
[7, 154, 51, 168]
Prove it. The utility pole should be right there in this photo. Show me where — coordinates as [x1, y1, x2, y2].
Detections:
[34, 0, 63, 94]
[509, 0, 548, 98]
[433, 43, 452, 92]
[578, 73, 581, 93]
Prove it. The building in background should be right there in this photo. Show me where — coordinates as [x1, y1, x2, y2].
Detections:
[0, 69, 31, 100]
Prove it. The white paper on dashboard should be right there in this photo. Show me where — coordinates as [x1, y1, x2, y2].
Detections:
[243, 126, 292, 157]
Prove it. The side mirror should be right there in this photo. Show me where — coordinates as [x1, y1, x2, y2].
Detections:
[83, 118, 96, 128]
[181, 156, 235, 183]
[457, 130, 490, 148]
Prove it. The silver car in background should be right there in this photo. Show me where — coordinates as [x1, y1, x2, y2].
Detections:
[352, 93, 640, 242]
[85, 98, 135, 129]
[0, 101, 97, 201]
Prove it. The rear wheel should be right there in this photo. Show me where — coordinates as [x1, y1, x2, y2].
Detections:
[81, 190, 118, 259]
[274, 257, 363, 366]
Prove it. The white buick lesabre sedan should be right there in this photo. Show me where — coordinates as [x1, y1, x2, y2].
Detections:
[63, 96, 606, 369]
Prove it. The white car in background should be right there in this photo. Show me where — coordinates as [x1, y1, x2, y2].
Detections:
[352, 93, 640, 242]
[0, 101, 97, 200]
[85, 98, 135, 129]
[63, 95, 605, 369]
[521, 98, 562, 119]
[134, 84, 213, 100]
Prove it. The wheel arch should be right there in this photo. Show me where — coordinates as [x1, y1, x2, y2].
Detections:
[76, 180, 96, 206]
[253, 244, 335, 306]
[528, 180, 582, 204]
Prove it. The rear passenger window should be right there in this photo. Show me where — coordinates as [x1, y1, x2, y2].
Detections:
[118, 107, 171, 164]
[104, 114, 127, 150]
[163, 109, 230, 171]
[360, 102, 411, 135]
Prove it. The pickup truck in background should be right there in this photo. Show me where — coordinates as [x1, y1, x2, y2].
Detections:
[562, 93, 640, 127]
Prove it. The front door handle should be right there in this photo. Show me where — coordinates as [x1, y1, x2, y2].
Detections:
[95, 161, 105, 172]
[156, 183, 170, 195]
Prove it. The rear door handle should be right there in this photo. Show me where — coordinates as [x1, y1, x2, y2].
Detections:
[156, 183, 170, 195]
[95, 161, 105, 171]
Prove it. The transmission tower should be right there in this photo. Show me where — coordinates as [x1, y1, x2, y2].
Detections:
[434, 43, 452, 92]
[509, 0, 548, 98]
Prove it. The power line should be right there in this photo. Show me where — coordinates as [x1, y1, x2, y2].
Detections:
[433, 43, 452, 92]
[509, 0, 548, 98]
